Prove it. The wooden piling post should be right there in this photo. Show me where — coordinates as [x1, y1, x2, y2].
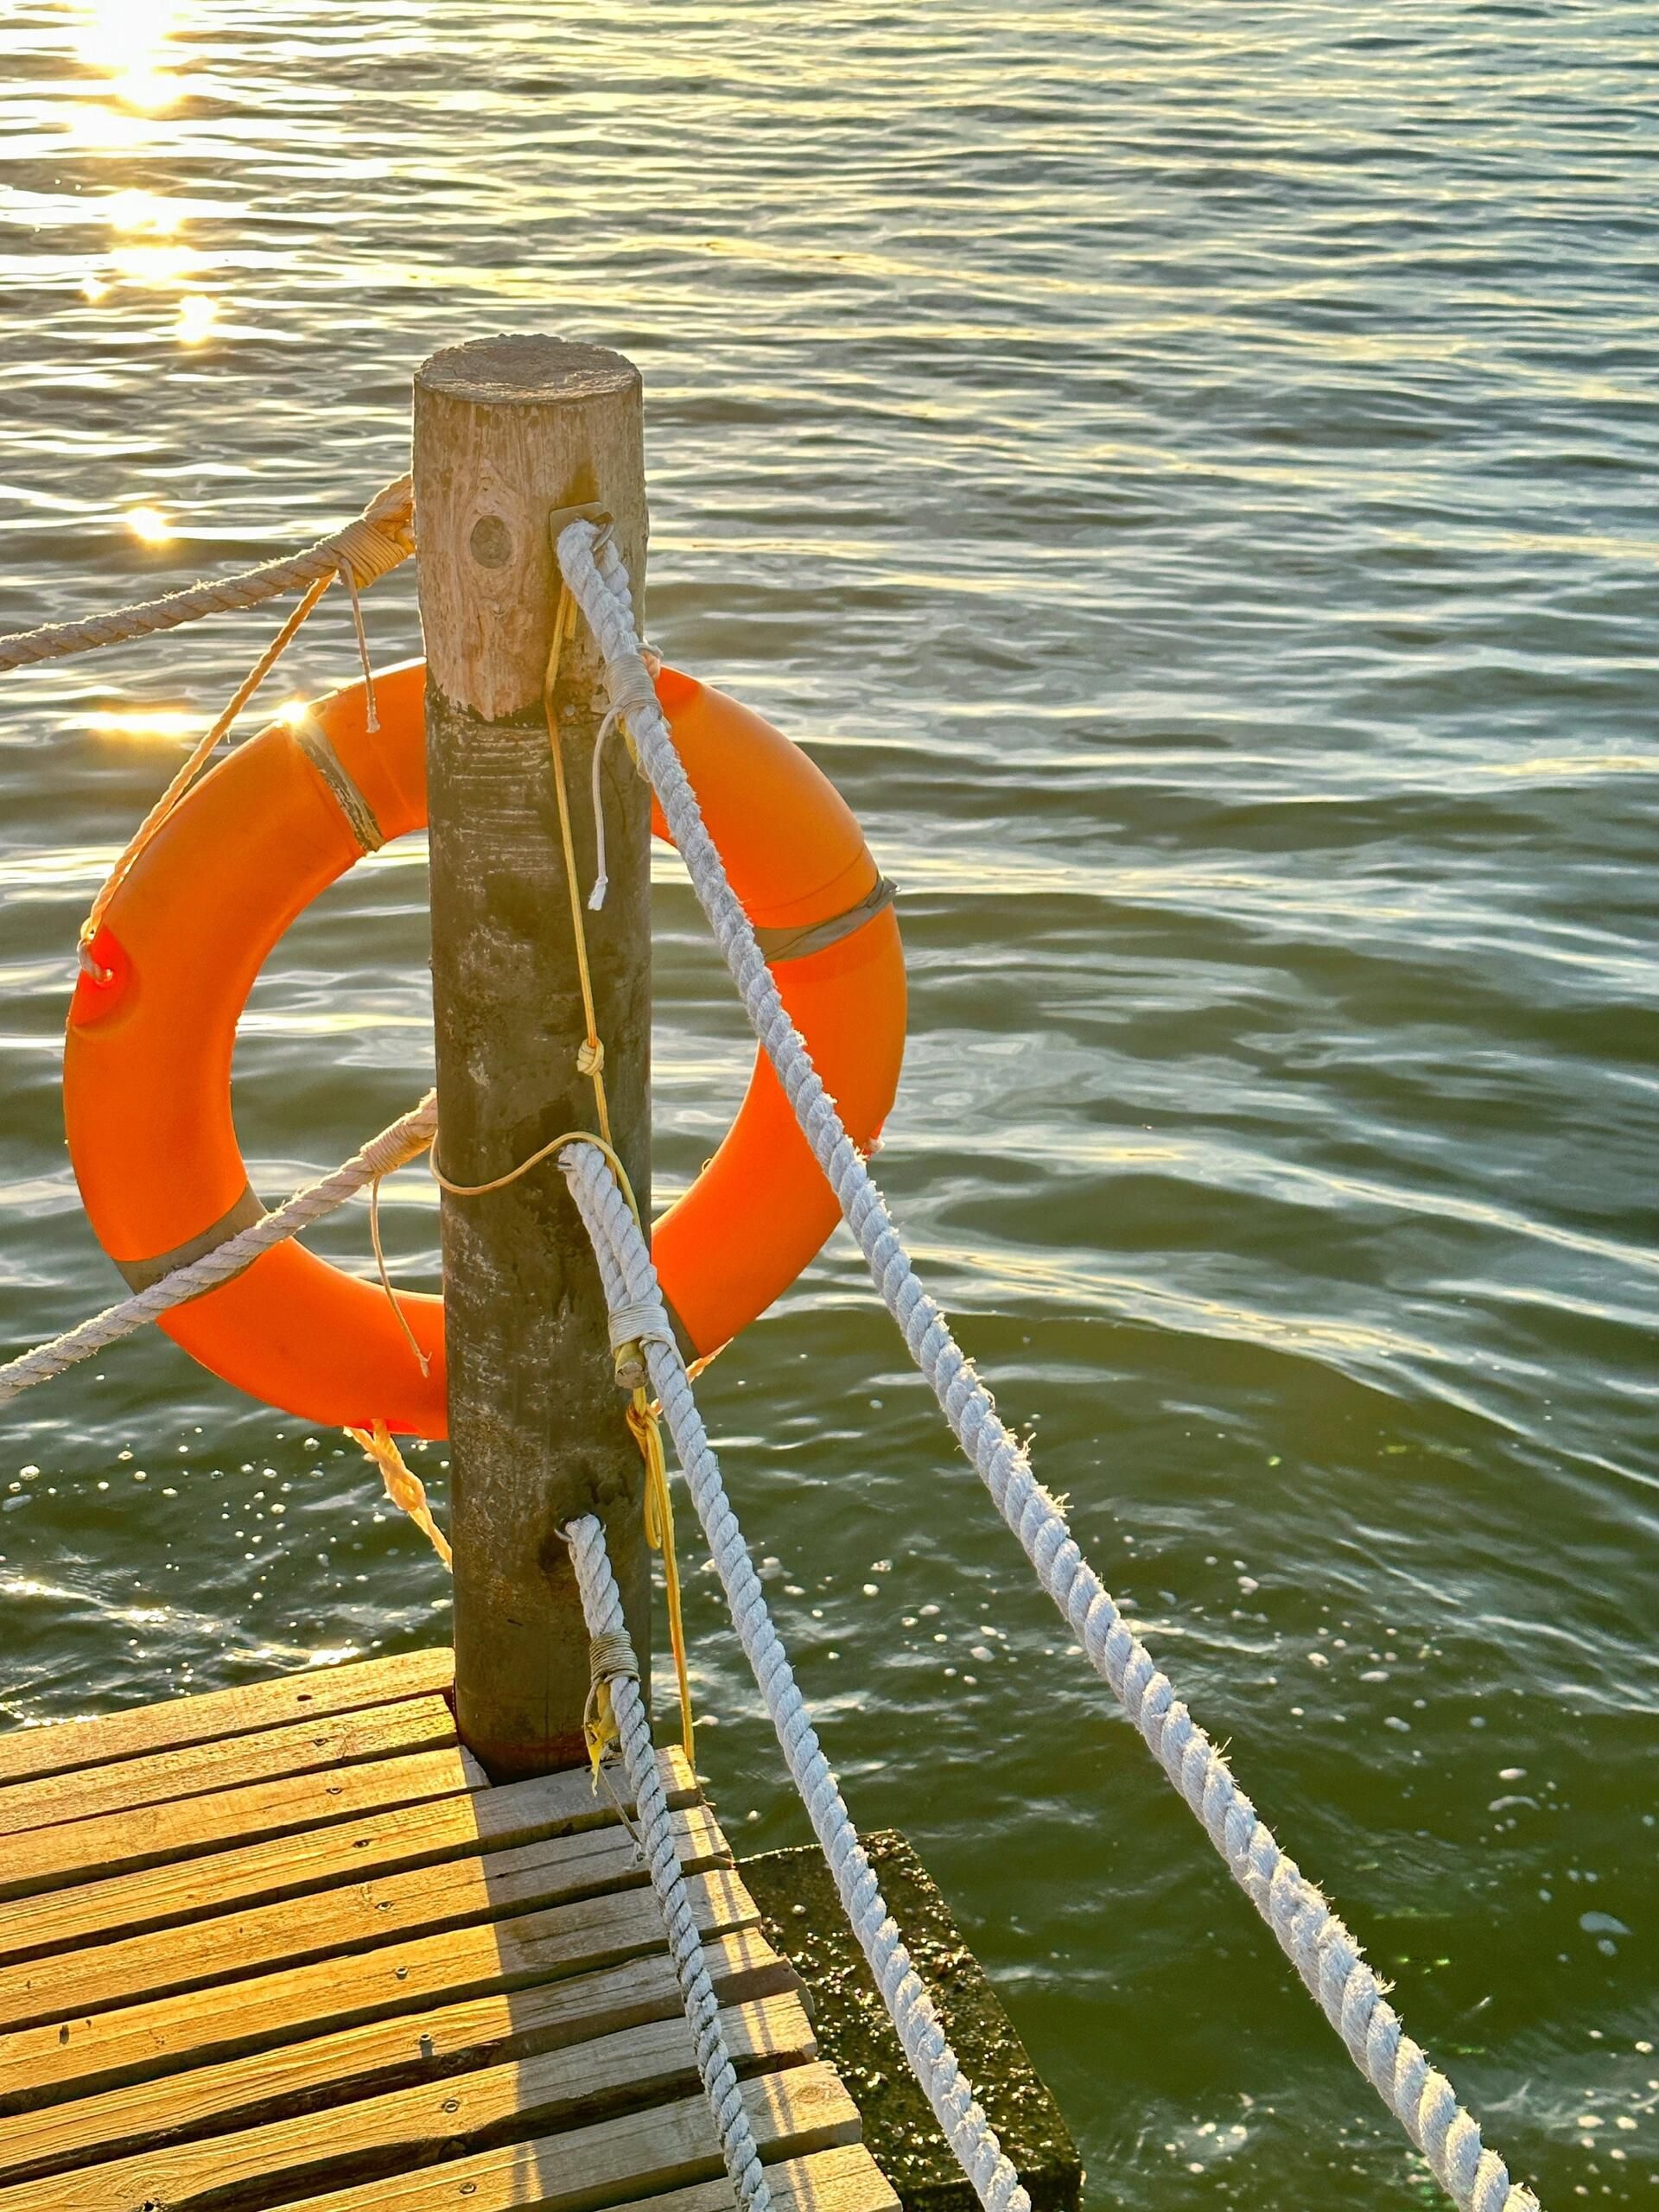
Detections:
[413, 335, 651, 1780]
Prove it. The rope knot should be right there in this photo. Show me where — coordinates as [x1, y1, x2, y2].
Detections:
[576, 1037, 605, 1077]
[329, 474, 416, 588]
[346, 1418, 452, 1570]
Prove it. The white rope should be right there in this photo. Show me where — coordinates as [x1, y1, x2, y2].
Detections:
[0, 1093, 437, 1406]
[563, 1510, 772, 2212]
[562, 1141, 1028, 2212]
[0, 476, 416, 674]
[554, 519, 1542, 2212]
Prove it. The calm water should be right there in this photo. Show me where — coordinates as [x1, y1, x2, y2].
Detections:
[2, 3, 1656, 2202]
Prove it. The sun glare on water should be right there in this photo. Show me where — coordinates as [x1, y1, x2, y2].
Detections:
[87, 709, 200, 742]
[175, 294, 218, 343]
[107, 190, 181, 235]
[77, 0, 181, 110]
[124, 506, 174, 545]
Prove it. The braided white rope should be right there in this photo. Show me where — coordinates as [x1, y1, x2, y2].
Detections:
[564, 1511, 772, 2212]
[0, 1093, 436, 1407]
[563, 1143, 1028, 2212]
[0, 476, 416, 674]
[555, 521, 1542, 2212]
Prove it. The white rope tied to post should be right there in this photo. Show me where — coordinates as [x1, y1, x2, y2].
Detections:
[563, 1510, 772, 2212]
[562, 1142, 1029, 2212]
[0, 1092, 437, 1407]
[553, 520, 1542, 2212]
[0, 475, 416, 674]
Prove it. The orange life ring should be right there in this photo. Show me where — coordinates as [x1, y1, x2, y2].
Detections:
[63, 659, 905, 1438]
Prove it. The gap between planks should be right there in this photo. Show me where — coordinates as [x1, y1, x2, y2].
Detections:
[0, 1802, 727, 2031]
[0, 1647, 455, 1789]
[0, 1691, 460, 1841]
[0, 1747, 696, 1962]
[10, 1989, 818, 2212]
[0, 1656, 898, 2212]
[0, 1924, 798, 2190]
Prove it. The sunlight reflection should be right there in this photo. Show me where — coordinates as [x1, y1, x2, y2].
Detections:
[175, 294, 218, 344]
[72, 104, 153, 152]
[87, 709, 199, 741]
[125, 506, 174, 545]
[107, 189, 181, 235]
[76, 0, 180, 110]
[111, 243, 197, 285]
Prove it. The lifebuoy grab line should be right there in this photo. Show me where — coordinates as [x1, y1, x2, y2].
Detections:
[62, 659, 906, 1438]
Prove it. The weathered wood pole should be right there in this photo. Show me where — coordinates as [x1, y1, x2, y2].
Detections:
[413, 335, 651, 1780]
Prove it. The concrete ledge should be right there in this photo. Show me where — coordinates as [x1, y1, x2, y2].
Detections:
[739, 1831, 1083, 2212]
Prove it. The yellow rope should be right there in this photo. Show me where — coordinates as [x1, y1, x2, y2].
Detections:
[429, 1125, 639, 1209]
[79, 569, 332, 968]
[345, 1418, 453, 1569]
[631, 1394, 696, 1764]
[368, 1171, 433, 1379]
[543, 582, 612, 1145]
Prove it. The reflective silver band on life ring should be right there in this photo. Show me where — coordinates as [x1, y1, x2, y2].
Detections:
[292, 710, 386, 855]
[753, 876, 896, 965]
[116, 1183, 267, 1294]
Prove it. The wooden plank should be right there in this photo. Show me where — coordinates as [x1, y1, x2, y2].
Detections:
[0, 1693, 457, 1841]
[0, 1863, 761, 2113]
[610, 2145, 899, 2212]
[0, 1748, 696, 1965]
[0, 1649, 454, 1791]
[0, 1741, 483, 1905]
[0, 1802, 727, 2031]
[279, 2061, 863, 2212]
[0, 1926, 797, 2190]
[13, 1992, 816, 2212]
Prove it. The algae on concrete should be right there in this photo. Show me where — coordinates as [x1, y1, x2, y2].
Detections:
[740, 1830, 1082, 2212]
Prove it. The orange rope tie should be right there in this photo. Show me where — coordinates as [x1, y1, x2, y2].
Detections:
[346, 1419, 452, 1570]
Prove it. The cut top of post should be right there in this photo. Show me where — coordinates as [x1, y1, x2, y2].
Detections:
[417, 334, 639, 410]
[412, 336, 645, 722]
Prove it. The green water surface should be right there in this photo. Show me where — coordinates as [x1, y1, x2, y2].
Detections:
[1, 5, 1655, 2202]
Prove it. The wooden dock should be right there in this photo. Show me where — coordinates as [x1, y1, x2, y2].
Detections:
[0, 1649, 898, 2212]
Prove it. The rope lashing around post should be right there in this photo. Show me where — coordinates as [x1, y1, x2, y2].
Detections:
[564, 1511, 772, 2212]
[560, 1141, 1028, 2212]
[0, 1093, 438, 1408]
[0, 475, 416, 674]
[553, 519, 1543, 2212]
